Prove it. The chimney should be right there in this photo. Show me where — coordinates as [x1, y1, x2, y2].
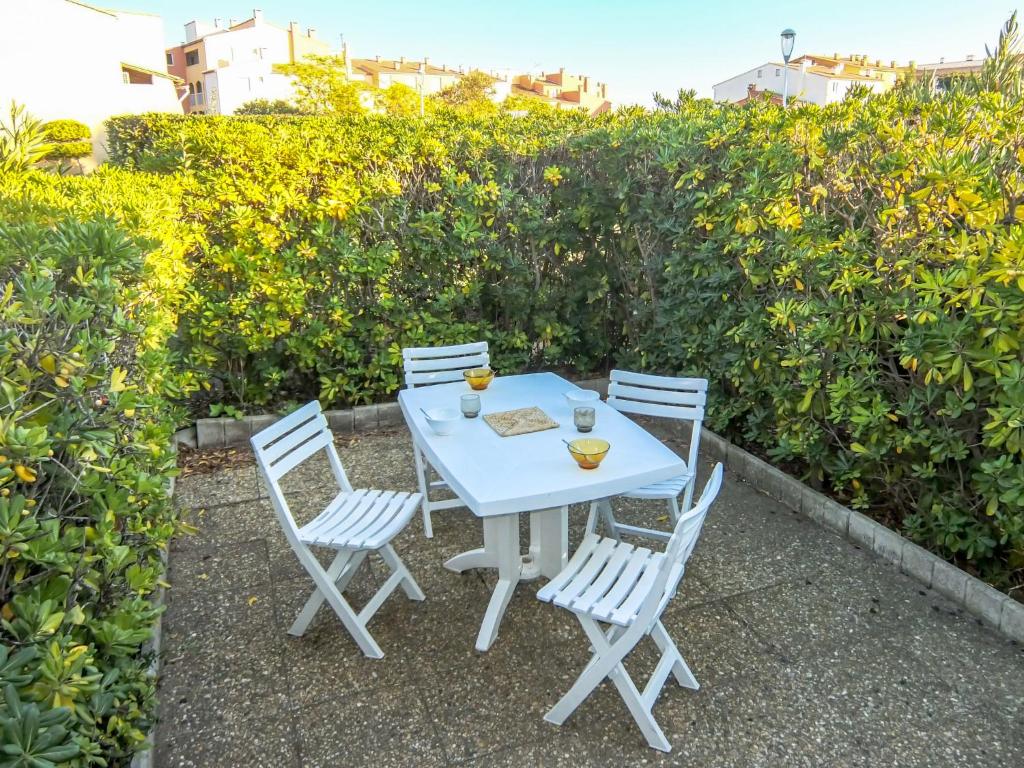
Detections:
[252, 8, 263, 24]
[214, 17, 223, 28]
[399, 55, 406, 65]
[583, 76, 589, 93]
[307, 27, 316, 37]
[966, 54, 975, 61]
[890, 59, 896, 67]
[229, 18, 236, 26]
[374, 54, 380, 62]
[424, 56, 429, 65]
[939, 57, 945, 64]
[833, 51, 839, 59]
[289, 21, 298, 33]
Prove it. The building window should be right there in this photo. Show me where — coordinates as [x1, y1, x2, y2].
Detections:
[195, 81, 204, 105]
[166, 52, 174, 66]
[185, 50, 199, 66]
[775, 68, 781, 76]
[757, 69, 763, 78]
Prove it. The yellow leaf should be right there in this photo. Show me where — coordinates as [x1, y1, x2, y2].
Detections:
[110, 367, 128, 393]
[247, 596, 259, 606]
[54, 376, 69, 388]
[0, 603, 13, 621]
[39, 354, 56, 374]
[14, 465, 36, 483]
[794, 278, 804, 291]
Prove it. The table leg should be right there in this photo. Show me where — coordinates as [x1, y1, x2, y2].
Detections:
[529, 506, 569, 579]
[444, 548, 496, 573]
[475, 514, 522, 652]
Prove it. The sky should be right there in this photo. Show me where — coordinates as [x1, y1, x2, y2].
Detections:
[125, 0, 1022, 105]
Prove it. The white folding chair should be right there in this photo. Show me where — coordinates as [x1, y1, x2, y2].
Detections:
[401, 341, 489, 538]
[251, 401, 425, 659]
[538, 463, 724, 752]
[586, 370, 708, 543]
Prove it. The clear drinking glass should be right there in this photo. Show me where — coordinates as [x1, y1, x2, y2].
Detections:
[460, 393, 481, 418]
[574, 406, 596, 433]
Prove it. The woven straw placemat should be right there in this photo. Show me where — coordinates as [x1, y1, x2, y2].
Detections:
[483, 406, 559, 437]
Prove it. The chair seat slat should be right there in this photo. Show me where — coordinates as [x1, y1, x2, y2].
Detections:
[589, 547, 654, 623]
[326, 491, 395, 543]
[610, 553, 665, 625]
[552, 537, 621, 609]
[570, 542, 637, 613]
[345, 492, 411, 545]
[300, 490, 372, 541]
[537, 533, 602, 602]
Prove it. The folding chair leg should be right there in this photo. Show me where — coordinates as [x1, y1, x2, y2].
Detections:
[290, 548, 384, 658]
[607, 659, 671, 752]
[289, 549, 367, 637]
[599, 499, 621, 542]
[411, 443, 434, 538]
[585, 501, 601, 534]
[668, 496, 681, 524]
[650, 620, 699, 690]
[379, 543, 426, 601]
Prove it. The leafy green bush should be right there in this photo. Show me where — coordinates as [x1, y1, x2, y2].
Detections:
[107, 92, 1024, 592]
[0, 169, 190, 764]
[43, 120, 90, 143]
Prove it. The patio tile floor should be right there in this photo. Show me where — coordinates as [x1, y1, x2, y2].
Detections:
[157, 426, 1024, 767]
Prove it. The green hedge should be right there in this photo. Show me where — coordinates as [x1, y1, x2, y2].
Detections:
[0, 169, 191, 765]
[43, 120, 92, 161]
[106, 98, 1024, 593]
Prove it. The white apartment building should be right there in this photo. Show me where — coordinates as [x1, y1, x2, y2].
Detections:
[166, 9, 330, 115]
[0, 0, 183, 150]
[714, 54, 910, 106]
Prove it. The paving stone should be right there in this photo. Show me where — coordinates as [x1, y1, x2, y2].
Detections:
[296, 692, 445, 767]
[158, 425, 1024, 766]
[172, 465, 261, 510]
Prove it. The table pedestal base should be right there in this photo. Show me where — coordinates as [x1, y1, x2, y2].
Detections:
[444, 506, 568, 651]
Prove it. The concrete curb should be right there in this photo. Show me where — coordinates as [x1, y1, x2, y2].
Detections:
[700, 427, 1024, 645]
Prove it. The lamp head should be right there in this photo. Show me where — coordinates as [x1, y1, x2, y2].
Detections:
[781, 28, 796, 61]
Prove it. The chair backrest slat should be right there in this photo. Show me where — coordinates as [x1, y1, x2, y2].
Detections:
[402, 341, 489, 388]
[265, 430, 334, 482]
[250, 402, 353, 537]
[260, 412, 329, 466]
[607, 369, 709, 486]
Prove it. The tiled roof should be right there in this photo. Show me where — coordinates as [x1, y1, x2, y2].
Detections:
[351, 58, 460, 78]
[121, 61, 184, 84]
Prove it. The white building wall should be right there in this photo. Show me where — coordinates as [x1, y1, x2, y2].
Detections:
[0, 0, 181, 156]
[714, 62, 894, 105]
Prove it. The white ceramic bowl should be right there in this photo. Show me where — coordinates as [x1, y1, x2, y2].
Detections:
[564, 389, 600, 408]
[423, 408, 461, 436]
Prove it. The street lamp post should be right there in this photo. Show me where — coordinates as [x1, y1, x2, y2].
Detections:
[780, 28, 796, 108]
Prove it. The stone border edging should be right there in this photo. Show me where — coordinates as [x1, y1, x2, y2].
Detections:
[172, 377, 612, 450]
[170, 376, 1022, 644]
[697, 428, 1024, 644]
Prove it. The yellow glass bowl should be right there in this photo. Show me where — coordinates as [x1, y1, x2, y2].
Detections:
[567, 438, 610, 470]
[463, 367, 495, 391]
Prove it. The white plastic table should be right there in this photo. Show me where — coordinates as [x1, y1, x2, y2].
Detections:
[399, 372, 687, 651]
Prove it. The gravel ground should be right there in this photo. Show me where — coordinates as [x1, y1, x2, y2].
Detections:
[156, 424, 1024, 767]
